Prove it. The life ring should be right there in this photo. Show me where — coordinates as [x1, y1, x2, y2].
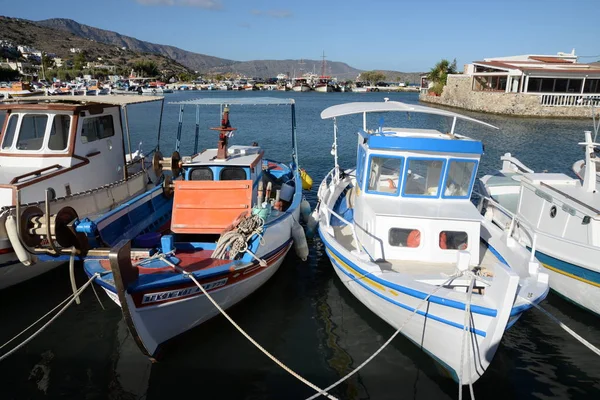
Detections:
[406, 230, 420, 248]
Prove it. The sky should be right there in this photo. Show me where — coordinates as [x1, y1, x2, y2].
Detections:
[1, 0, 599, 72]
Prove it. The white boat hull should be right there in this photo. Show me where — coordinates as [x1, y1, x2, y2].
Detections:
[108, 249, 288, 356]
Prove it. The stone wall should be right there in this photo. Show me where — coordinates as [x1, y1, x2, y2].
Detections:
[419, 75, 593, 118]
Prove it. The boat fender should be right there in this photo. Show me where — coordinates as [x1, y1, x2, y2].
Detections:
[300, 168, 313, 190]
[300, 198, 311, 223]
[305, 207, 319, 239]
[439, 232, 448, 249]
[292, 219, 309, 261]
[5, 215, 32, 266]
[407, 230, 420, 248]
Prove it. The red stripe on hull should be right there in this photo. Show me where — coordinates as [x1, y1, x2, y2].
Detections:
[130, 243, 292, 308]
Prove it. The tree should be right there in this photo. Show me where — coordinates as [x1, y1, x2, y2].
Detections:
[359, 71, 387, 85]
[132, 60, 158, 77]
[0, 67, 20, 81]
[427, 58, 457, 95]
[73, 51, 87, 70]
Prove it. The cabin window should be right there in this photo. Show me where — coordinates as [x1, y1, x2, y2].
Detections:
[48, 115, 71, 151]
[81, 115, 114, 144]
[443, 160, 476, 198]
[190, 167, 214, 181]
[220, 167, 247, 180]
[16, 114, 48, 151]
[403, 158, 445, 197]
[1, 114, 18, 149]
[439, 231, 468, 250]
[367, 156, 403, 195]
[389, 228, 421, 248]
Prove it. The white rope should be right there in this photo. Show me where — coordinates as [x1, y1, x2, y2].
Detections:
[0, 273, 100, 362]
[305, 272, 461, 400]
[458, 277, 476, 400]
[161, 257, 338, 400]
[525, 299, 600, 357]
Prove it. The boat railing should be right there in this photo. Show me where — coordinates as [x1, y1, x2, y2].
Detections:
[323, 204, 363, 255]
[539, 93, 600, 107]
[500, 153, 534, 174]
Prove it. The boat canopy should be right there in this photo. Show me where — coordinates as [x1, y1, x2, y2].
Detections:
[320, 101, 498, 130]
[0, 95, 164, 106]
[169, 97, 294, 106]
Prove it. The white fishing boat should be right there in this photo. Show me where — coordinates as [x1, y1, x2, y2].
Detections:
[0, 95, 164, 289]
[81, 97, 312, 357]
[314, 100, 549, 384]
[477, 127, 600, 315]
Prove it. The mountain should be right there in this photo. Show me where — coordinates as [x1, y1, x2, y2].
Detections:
[0, 16, 193, 76]
[34, 18, 423, 82]
[36, 18, 234, 72]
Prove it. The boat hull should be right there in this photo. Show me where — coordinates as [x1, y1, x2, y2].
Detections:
[103, 244, 290, 356]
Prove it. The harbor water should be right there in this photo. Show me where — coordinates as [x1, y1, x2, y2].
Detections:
[1, 91, 599, 399]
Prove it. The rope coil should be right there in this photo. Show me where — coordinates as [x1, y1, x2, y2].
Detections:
[213, 214, 266, 265]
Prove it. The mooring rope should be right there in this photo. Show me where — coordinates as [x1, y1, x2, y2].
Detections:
[525, 299, 600, 357]
[458, 277, 476, 400]
[160, 256, 337, 400]
[305, 272, 462, 400]
[0, 273, 101, 362]
[213, 214, 266, 266]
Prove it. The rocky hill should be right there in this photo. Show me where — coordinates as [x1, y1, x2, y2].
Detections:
[0, 16, 193, 77]
[34, 18, 423, 81]
[36, 18, 234, 72]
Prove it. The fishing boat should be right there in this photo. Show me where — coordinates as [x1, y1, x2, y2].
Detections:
[292, 78, 311, 92]
[477, 123, 600, 315]
[314, 100, 549, 384]
[0, 95, 164, 289]
[79, 97, 311, 357]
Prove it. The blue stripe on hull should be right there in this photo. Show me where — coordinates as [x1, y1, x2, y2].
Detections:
[533, 250, 600, 288]
[327, 251, 487, 337]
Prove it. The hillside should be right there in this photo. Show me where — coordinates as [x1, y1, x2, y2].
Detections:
[0, 16, 193, 77]
[34, 18, 423, 81]
[36, 18, 234, 72]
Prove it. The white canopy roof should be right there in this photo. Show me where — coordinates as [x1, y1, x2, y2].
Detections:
[170, 97, 294, 106]
[1, 95, 164, 106]
[320, 101, 498, 129]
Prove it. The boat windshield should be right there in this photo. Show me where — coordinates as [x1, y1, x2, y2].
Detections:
[443, 160, 477, 198]
[1, 113, 72, 153]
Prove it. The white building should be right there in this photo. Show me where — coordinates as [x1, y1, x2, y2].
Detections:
[465, 50, 600, 95]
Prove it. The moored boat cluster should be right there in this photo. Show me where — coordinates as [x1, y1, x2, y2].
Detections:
[0, 94, 597, 393]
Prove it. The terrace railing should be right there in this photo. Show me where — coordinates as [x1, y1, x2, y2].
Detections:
[538, 93, 600, 107]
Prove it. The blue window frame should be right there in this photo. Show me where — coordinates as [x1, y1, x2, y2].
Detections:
[366, 154, 404, 196]
[402, 157, 447, 198]
[441, 159, 478, 199]
[356, 144, 367, 191]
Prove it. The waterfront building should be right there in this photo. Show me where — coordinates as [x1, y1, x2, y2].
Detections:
[420, 50, 600, 117]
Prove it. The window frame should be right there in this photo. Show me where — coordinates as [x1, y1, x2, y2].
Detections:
[80, 114, 115, 144]
[219, 166, 248, 181]
[14, 113, 49, 153]
[1, 113, 19, 150]
[46, 114, 72, 153]
[365, 154, 404, 197]
[189, 166, 214, 181]
[402, 157, 447, 199]
[388, 227, 422, 248]
[440, 158, 479, 199]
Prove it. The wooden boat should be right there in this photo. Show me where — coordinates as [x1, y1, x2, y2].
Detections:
[80, 97, 310, 357]
[477, 128, 600, 316]
[0, 95, 164, 289]
[315, 100, 549, 384]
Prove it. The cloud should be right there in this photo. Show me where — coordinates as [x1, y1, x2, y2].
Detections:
[251, 9, 293, 18]
[135, 0, 223, 10]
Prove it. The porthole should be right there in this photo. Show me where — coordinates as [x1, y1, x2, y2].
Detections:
[550, 205, 557, 218]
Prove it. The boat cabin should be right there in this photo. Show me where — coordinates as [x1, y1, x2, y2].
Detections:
[0, 95, 162, 205]
[352, 127, 483, 265]
[322, 101, 495, 267]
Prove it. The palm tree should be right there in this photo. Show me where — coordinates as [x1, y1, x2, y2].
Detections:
[427, 58, 457, 95]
